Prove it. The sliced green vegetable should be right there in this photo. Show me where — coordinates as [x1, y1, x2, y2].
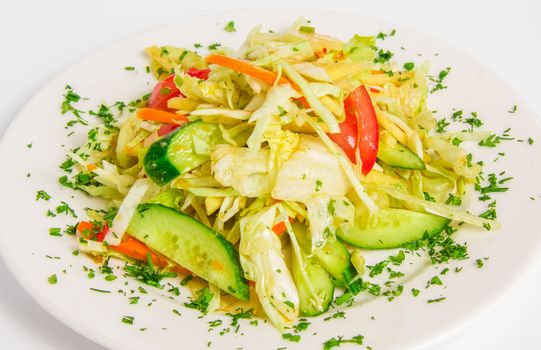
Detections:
[377, 141, 425, 170]
[127, 203, 249, 300]
[292, 255, 333, 316]
[338, 209, 450, 249]
[144, 121, 224, 185]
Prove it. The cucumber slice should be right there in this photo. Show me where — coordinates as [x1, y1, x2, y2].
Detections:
[377, 141, 425, 170]
[292, 222, 361, 294]
[337, 209, 450, 249]
[292, 255, 334, 317]
[144, 121, 224, 185]
[313, 239, 362, 294]
[127, 203, 249, 300]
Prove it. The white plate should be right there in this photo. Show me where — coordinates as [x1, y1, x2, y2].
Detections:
[1, 9, 540, 350]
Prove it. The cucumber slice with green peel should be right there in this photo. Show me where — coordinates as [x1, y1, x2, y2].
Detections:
[292, 255, 334, 317]
[313, 239, 362, 294]
[337, 209, 450, 249]
[377, 141, 425, 170]
[292, 222, 361, 294]
[144, 121, 224, 185]
[127, 203, 249, 300]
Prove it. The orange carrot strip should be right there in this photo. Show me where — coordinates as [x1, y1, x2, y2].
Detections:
[110, 235, 191, 274]
[205, 54, 310, 108]
[136, 107, 189, 125]
[206, 53, 293, 87]
[271, 217, 295, 236]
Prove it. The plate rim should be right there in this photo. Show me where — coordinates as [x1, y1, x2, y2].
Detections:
[1, 8, 540, 350]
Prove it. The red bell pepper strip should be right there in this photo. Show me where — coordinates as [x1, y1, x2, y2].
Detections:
[148, 74, 182, 112]
[157, 124, 180, 136]
[148, 69, 211, 112]
[185, 67, 211, 80]
[329, 85, 379, 175]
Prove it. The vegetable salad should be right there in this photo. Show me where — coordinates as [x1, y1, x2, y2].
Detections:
[61, 18, 501, 333]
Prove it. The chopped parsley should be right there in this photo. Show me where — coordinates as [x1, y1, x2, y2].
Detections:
[464, 111, 483, 130]
[476, 259, 484, 268]
[55, 201, 77, 218]
[323, 335, 364, 350]
[411, 288, 420, 297]
[49, 227, 62, 237]
[299, 25, 315, 34]
[282, 333, 301, 342]
[374, 49, 394, 64]
[508, 105, 518, 113]
[121, 316, 134, 325]
[36, 190, 51, 201]
[423, 192, 436, 202]
[89, 288, 111, 293]
[315, 179, 323, 192]
[184, 287, 214, 315]
[403, 225, 469, 264]
[208, 43, 222, 51]
[429, 67, 451, 93]
[61, 85, 87, 127]
[324, 311, 346, 321]
[124, 66, 135, 71]
[445, 193, 462, 206]
[124, 253, 176, 288]
[435, 118, 450, 133]
[403, 62, 415, 71]
[427, 297, 446, 303]
[48, 274, 57, 284]
[224, 21, 236, 32]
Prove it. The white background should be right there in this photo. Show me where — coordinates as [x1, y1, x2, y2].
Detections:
[0, 0, 540, 349]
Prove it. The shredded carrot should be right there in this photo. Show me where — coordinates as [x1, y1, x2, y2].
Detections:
[271, 217, 295, 236]
[86, 164, 97, 171]
[206, 54, 293, 87]
[205, 54, 310, 108]
[136, 107, 189, 125]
